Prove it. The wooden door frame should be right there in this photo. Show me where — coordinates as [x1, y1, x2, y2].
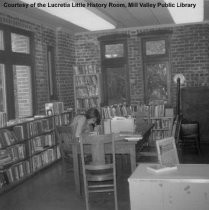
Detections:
[98, 34, 130, 106]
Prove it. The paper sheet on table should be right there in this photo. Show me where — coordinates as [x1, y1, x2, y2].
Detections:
[124, 136, 143, 141]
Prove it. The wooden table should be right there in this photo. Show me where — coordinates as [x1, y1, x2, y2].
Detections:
[72, 124, 153, 195]
[128, 163, 209, 210]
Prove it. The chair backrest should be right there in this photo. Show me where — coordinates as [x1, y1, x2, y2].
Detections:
[181, 123, 199, 136]
[80, 133, 116, 166]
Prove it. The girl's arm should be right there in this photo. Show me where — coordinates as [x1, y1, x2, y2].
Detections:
[75, 116, 86, 138]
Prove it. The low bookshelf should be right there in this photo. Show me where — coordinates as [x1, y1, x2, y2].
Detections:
[0, 111, 72, 194]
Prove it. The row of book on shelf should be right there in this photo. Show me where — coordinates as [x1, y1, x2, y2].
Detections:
[0, 146, 61, 188]
[73, 65, 99, 75]
[137, 104, 174, 118]
[1, 101, 72, 129]
[0, 118, 55, 148]
[144, 118, 173, 130]
[76, 86, 99, 98]
[101, 104, 135, 119]
[101, 104, 174, 119]
[30, 133, 56, 154]
[76, 98, 99, 111]
[0, 130, 57, 166]
[74, 75, 98, 86]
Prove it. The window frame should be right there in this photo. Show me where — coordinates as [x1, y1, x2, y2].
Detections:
[141, 34, 171, 104]
[47, 46, 57, 100]
[0, 24, 35, 119]
[99, 34, 130, 105]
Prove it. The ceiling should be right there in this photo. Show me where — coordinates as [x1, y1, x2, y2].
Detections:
[2, 0, 209, 33]
[87, 0, 209, 29]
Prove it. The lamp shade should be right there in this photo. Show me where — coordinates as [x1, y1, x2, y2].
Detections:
[173, 73, 185, 84]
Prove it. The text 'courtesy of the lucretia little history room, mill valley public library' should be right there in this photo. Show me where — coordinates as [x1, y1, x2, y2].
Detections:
[2, 1, 197, 9]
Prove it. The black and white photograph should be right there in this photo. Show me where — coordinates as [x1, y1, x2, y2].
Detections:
[0, 0, 209, 209]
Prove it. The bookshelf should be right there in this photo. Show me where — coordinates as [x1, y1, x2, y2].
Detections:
[143, 104, 174, 145]
[73, 65, 101, 114]
[0, 112, 72, 194]
[101, 104, 135, 119]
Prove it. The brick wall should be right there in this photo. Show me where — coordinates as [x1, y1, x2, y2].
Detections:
[56, 29, 75, 109]
[75, 23, 209, 108]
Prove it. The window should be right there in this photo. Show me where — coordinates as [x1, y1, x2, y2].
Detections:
[47, 46, 57, 100]
[13, 65, 33, 117]
[145, 40, 166, 55]
[145, 62, 170, 102]
[0, 64, 6, 112]
[0, 30, 4, 50]
[142, 35, 171, 104]
[0, 25, 34, 119]
[99, 34, 130, 105]
[11, 33, 30, 54]
[105, 43, 124, 58]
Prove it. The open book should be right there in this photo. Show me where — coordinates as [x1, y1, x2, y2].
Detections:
[147, 137, 179, 174]
[147, 164, 178, 174]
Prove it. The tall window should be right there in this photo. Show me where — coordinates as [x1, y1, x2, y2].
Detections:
[0, 64, 6, 112]
[99, 34, 130, 105]
[0, 25, 34, 119]
[47, 46, 57, 100]
[142, 35, 171, 104]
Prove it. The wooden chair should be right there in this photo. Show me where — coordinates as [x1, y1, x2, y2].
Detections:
[180, 121, 201, 154]
[79, 133, 118, 210]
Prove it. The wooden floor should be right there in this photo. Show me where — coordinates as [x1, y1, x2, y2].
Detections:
[0, 144, 209, 210]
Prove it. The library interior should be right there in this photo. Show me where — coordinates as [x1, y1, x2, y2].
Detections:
[0, 1, 209, 210]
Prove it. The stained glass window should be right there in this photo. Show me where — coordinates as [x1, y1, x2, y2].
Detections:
[11, 33, 30, 54]
[146, 63, 169, 102]
[105, 44, 124, 58]
[145, 40, 166, 55]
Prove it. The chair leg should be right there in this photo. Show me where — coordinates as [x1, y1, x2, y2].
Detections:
[83, 179, 89, 210]
[196, 137, 201, 155]
[114, 181, 118, 210]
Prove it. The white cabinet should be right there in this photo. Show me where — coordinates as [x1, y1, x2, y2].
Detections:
[128, 164, 209, 210]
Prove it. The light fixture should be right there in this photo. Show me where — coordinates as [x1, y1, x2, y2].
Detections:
[173, 73, 185, 116]
[20, 0, 115, 31]
[173, 73, 185, 85]
[164, 0, 204, 24]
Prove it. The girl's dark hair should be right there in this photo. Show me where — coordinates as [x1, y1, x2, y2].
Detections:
[85, 108, 101, 125]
